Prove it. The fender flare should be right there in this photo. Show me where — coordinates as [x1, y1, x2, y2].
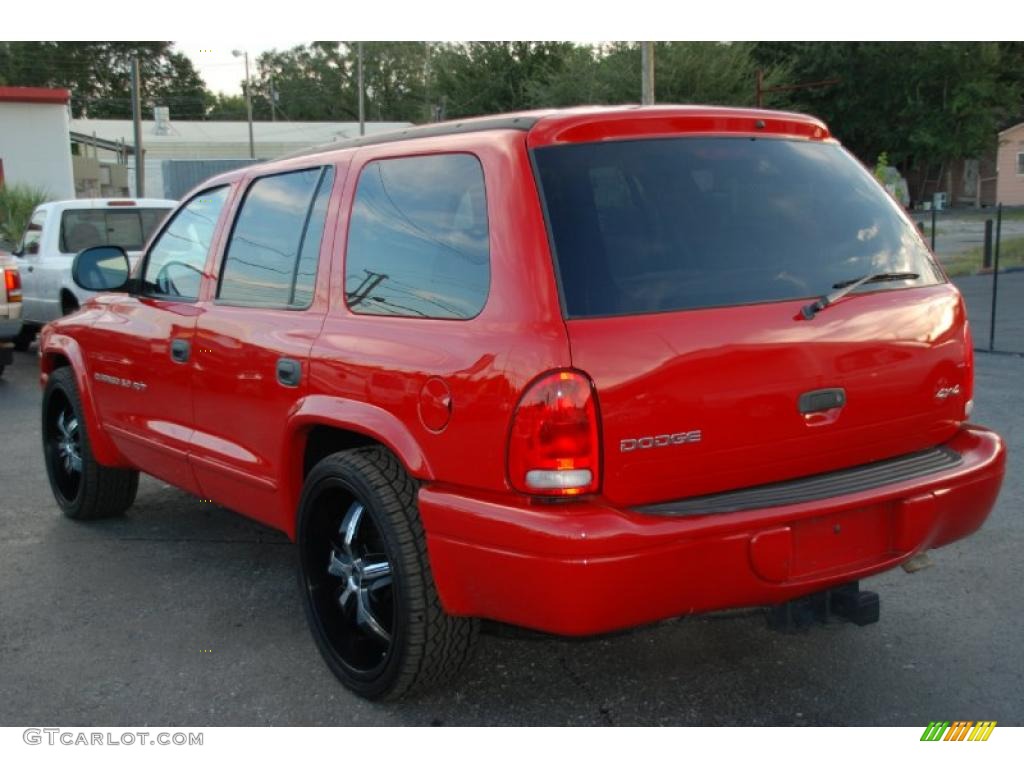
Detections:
[39, 332, 127, 467]
[280, 395, 434, 538]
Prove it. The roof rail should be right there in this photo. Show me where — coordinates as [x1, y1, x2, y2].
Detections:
[277, 114, 543, 160]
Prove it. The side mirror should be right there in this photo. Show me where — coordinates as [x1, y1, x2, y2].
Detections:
[72, 245, 131, 292]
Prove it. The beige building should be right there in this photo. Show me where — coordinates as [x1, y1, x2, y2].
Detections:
[996, 121, 1024, 207]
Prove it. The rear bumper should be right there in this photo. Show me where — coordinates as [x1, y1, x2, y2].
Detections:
[420, 425, 1005, 635]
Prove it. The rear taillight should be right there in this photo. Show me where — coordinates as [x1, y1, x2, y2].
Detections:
[508, 370, 600, 497]
[4, 268, 21, 302]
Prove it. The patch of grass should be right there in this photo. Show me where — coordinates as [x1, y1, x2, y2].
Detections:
[914, 206, 1024, 223]
[943, 235, 1024, 276]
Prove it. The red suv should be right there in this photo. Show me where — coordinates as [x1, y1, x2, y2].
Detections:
[41, 106, 1006, 700]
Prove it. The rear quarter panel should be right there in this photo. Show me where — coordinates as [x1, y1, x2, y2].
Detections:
[305, 131, 570, 506]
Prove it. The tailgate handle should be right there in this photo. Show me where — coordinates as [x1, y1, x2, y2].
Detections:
[799, 388, 846, 414]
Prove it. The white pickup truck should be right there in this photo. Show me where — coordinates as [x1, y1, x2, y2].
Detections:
[10, 198, 175, 349]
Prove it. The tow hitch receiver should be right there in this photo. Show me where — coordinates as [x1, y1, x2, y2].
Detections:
[767, 581, 880, 633]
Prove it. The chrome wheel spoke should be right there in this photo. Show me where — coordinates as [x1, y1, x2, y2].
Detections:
[53, 408, 82, 475]
[356, 587, 391, 644]
[340, 502, 365, 559]
[360, 559, 392, 591]
[309, 495, 395, 672]
[327, 546, 353, 579]
[336, 581, 357, 612]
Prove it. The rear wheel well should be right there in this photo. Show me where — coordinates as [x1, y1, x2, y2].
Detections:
[60, 290, 79, 315]
[302, 425, 379, 479]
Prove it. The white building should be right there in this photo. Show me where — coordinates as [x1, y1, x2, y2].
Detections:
[71, 115, 411, 198]
[0, 86, 75, 199]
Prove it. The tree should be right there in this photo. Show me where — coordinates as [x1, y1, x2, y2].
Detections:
[752, 42, 1022, 173]
[0, 41, 210, 119]
[430, 42, 578, 118]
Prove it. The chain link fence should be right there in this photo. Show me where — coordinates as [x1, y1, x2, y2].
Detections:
[912, 206, 1024, 355]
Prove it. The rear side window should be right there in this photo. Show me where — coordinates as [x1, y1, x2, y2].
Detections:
[534, 137, 943, 318]
[60, 208, 171, 253]
[218, 167, 334, 308]
[345, 154, 489, 319]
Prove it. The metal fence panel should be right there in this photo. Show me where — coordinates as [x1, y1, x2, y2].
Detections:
[161, 159, 259, 200]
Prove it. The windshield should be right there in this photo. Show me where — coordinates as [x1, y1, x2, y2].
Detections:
[533, 137, 943, 318]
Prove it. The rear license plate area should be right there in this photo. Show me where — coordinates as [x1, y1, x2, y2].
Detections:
[790, 503, 894, 578]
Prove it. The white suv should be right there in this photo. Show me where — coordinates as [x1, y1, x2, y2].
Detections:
[11, 198, 175, 348]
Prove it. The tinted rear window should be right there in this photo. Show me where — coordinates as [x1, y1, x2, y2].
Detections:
[60, 208, 171, 253]
[534, 138, 942, 318]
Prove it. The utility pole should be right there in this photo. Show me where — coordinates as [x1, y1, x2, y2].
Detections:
[357, 42, 365, 136]
[233, 49, 255, 159]
[641, 42, 655, 105]
[269, 74, 277, 122]
[130, 57, 144, 197]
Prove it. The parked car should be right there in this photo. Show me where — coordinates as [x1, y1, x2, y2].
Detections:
[0, 251, 23, 376]
[10, 197, 175, 349]
[39, 106, 1006, 701]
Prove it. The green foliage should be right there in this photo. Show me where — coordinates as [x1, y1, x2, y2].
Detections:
[0, 183, 49, 247]
[1, 39, 1020, 185]
[527, 42, 782, 109]
[752, 42, 1023, 170]
[243, 41, 785, 124]
[944, 235, 1024, 276]
[874, 152, 889, 183]
[0, 41, 210, 119]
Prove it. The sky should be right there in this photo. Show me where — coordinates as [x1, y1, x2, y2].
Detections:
[177, 41, 306, 96]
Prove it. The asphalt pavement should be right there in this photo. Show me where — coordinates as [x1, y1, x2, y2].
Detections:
[0, 348, 1021, 726]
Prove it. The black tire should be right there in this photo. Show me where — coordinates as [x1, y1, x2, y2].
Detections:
[297, 446, 478, 700]
[12, 324, 35, 352]
[42, 367, 139, 520]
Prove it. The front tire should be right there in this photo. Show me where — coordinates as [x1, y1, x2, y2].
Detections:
[297, 447, 478, 700]
[42, 367, 139, 520]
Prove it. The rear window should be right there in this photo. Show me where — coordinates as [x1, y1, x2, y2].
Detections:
[60, 207, 171, 254]
[533, 137, 943, 318]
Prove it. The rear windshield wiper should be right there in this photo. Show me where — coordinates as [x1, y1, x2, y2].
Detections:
[801, 271, 919, 320]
